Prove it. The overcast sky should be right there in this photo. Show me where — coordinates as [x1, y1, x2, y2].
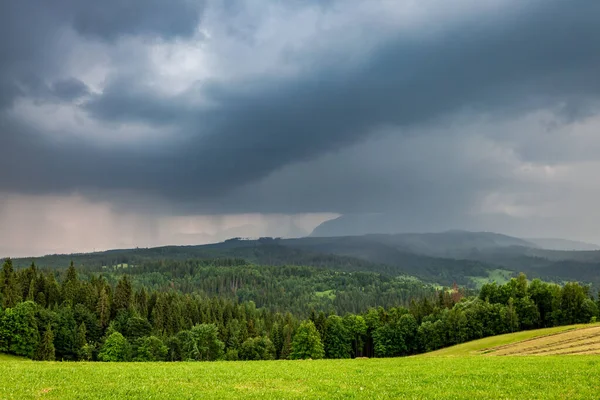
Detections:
[1, 0, 600, 256]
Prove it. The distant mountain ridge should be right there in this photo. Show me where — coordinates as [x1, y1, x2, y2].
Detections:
[8, 230, 600, 289]
[527, 238, 600, 251]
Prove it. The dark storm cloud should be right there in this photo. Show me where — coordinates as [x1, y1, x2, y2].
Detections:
[0, 2, 60, 110]
[67, 0, 205, 41]
[0, 0, 204, 110]
[50, 78, 90, 101]
[1, 0, 600, 215]
[84, 78, 190, 125]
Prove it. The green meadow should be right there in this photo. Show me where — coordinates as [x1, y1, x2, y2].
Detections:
[4, 324, 600, 399]
[2, 354, 599, 399]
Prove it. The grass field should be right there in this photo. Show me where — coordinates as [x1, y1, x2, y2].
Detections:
[1, 324, 599, 399]
[484, 325, 600, 356]
[468, 269, 514, 288]
[424, 323, 600, 356]
[2, 356, 600, 399]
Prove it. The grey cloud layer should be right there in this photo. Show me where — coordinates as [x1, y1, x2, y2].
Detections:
[1, 0, 600, 217]
[0, 0, 204, 109]
[68, 0, 205, 41]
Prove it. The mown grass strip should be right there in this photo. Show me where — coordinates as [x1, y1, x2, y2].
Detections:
[423, 323, 600, 357]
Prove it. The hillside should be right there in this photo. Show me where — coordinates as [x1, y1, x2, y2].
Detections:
[423, 323, 600, 357]
[10, 236, 512, 287]
[527, 238, 600, 251]
[9, 230, 600, 288]
[308, 229, 537, 255]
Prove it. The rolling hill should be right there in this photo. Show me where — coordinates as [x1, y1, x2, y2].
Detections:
[9, 235, 513, 287]
[527, 238, 600, 251]
[425, 323, 600, 357]
[8, 230, 600, 289]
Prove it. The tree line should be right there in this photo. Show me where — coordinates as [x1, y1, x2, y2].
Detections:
[90, 258, 440, 315]
[0, 258, 598, 362]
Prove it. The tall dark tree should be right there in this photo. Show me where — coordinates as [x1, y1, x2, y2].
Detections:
[37, 324, 56, 361]
[26, 279, 36, 302]
[76, 322, 87, 359]
[62, 262, 80, 305]
[135, 287, 149, 319]
[96, 287, 110, 329]
[344, 314, 367, 357]
[280, 323, 293, 360]
[270, 322, 284, 359]
[113, 276, 133, 313]
[324, 315, 351, 359]
[1, 258, 21, 308]
[54, 306, 78, 361]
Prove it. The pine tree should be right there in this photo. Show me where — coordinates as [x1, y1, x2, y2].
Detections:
[270, 322, 284, 359]
[37, 325, 56, 361]
[151, 294, 166, 334]
[1, 258, 21, 308]
[113, 276, 133, 313]
[35, 292, 46, 308]
[27, 279, 36, 302]
[77, 322, 87, 356]
[65, 261, 77, 282]
[505, 298, 519, 332]
[44, 273, 61, 308]
[96, 287, 110, 328]
[314, 311, 327, 339]
[62, 262, 79, 305]
[135, 287, 149, 318]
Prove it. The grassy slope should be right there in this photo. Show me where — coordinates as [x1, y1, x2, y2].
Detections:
[422, 323, 600, 357]
[2, 357, 600, 399]
[468, 268, 514, 288]
[0, 353, 27, 362]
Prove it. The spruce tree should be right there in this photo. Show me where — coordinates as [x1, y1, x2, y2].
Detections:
[37, 325, 56, 361]
[1, 258, 21, 308]
[62, 262, 79, 305]
[270, 322, 284, 359]
[27, 279, 36, 302]
[135, 287, 149, 318]
[96, 287, 110, 328]
[113, 276, 133, 313]
[35, 292, 46, 308]
[77, 322, 87, 359]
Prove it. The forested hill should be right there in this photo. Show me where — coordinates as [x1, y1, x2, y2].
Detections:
[9, 231, 600, 289]
[9, 238, 504, 288]
[1, 257, 598, 363]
